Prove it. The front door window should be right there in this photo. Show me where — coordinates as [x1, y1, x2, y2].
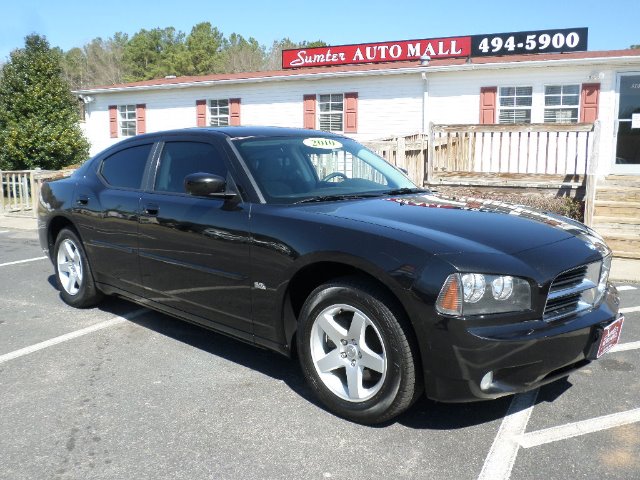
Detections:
[615, 74, 640, 170]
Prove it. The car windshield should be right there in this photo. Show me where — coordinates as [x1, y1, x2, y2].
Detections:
[232, 135, 418, 204]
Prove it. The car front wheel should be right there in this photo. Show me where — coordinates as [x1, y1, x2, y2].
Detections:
[54, 228, 103, 308]
[297, 278, 421, 424]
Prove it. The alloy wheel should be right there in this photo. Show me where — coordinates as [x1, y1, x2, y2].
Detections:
[309, 304, 387, 402]
[57, 239, 84, 296]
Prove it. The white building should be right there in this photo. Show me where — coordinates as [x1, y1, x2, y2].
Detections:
[77, 48, 640, 178]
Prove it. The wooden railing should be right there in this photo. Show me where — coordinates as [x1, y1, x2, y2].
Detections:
[427, 122, 599, 186]
[0, 169, 73, 217]
[363, 134, 428, 185]
[0, 170, 38, 216]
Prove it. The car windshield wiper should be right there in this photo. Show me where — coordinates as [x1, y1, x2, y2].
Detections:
[294, 193, 384, 204]
[383, 187, 430, 196]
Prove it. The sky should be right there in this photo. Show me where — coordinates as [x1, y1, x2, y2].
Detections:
[0, 0, 638, 61]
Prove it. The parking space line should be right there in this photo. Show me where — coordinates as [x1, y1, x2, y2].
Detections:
[617, 285, 637, 291]
[0, 230, 9, 234]
[620, 306, 640, 314]
[0, 308, 147, 365]
[611, 340, 640, 353]
[0, 256, 47, 268]
[516, 408, 640, 449]
[477, 389, 539, 480]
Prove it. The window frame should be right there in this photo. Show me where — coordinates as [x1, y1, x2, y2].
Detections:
[543, 84, 580, 124]
[97, 141, 156, 191]
[208, 99, 230, 127]
[117, 104, 137, 137]
[317, 93, 345, 133]
[497, 86, 533, 124]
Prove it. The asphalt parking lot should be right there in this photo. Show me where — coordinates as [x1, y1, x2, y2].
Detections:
[1, 227, 638, 480]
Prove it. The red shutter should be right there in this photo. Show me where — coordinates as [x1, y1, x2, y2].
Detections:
[344, 92, 358, 133]
[136, 104, 146, 134]
[196, 99, 207, 127]
[109, 105, 118, 138]
[479, 87, 497, 124]
[230, 98, 241, 126]
[303, 94, 316, 129]
[580, 83, 600, 123]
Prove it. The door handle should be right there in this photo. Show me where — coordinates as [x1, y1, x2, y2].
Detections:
[76, 195, 89, 205]
[144, 203, 159, 216]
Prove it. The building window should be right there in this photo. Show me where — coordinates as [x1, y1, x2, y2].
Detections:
[209, 99, 230, 126]
[318, 94, 344, 132]
[498, 86, 532, 124]
[544, 85, 579, 123]
[118, 105, 137, 137]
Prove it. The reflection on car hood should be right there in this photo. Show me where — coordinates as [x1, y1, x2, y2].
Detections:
[306, 193, 609, 256]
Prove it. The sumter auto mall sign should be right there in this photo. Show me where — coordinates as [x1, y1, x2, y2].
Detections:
[282, 28, 588, 69]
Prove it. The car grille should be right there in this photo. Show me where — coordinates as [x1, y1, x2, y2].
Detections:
[543, 261, 603, 322]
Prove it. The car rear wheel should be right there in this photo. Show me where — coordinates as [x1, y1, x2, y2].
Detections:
[297, 278, 421, 424]
[54, 228, 103, 308]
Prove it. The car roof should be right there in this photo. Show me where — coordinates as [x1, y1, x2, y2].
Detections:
[205, 126, 344, 139]
[130, 126, 345, 142]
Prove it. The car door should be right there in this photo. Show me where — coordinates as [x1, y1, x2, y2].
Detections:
[74, 140, 156, 293]
[138, 135, 253, 336]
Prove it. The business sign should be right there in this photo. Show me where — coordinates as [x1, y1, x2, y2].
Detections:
[282, 28, 588, 69]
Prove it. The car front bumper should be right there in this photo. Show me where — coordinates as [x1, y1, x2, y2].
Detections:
[422, 285, 620, 402]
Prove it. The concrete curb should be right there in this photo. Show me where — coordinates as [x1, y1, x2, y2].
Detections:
[0, 216, 37, 231]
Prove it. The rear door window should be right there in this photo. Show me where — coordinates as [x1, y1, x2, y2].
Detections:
[100, 144, 153, 189]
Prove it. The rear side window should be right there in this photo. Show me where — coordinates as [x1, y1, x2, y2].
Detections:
[154, 141, 227, 193]
[100, 144, 153, 189]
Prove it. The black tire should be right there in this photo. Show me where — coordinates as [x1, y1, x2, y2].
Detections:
[297, 278, 422, 424]
[53, 227, 103, 308]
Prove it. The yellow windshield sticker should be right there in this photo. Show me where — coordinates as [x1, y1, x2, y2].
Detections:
[303, 138, 343, 149]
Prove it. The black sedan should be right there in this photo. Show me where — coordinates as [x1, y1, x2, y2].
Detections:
[38, 127, 623, 424]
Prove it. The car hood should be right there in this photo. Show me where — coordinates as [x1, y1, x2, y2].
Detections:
[305, 193, 608, 256]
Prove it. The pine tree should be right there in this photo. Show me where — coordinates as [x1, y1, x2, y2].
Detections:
[0, 34, 89, 171]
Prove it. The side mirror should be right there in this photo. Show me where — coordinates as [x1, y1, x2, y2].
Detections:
[184, 172, 237, 199]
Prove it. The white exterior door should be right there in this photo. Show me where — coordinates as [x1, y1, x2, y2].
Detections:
[613, 73, 640, 174]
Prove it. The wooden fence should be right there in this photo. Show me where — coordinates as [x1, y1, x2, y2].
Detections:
[427, 122, 599, 185]
[0, 170, 38, 216]
[363, 134, 428, 185]
[0, 169, 71, 217]
[426, 122, 600, 225]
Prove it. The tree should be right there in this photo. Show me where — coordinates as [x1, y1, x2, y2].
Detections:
[631, 44, 640, 49]
[61, 33, 129, 89]
[61, 47, 87, 89]
[264, 38, 327, 70]
[185, 22, 225, 75]
[122, 27, 187, 81]
[0, 34, 89, 170]
[221, 33, 266, 73]
[57, 24, 328, 87]
[84, 33, 129, 86]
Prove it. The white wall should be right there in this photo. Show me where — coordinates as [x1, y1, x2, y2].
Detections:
[84, 73, 424, 156]
[83, 60, 639, 176]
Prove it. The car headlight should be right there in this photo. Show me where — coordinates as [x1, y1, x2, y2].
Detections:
[436, 273, 532, 316]
[595, 255, 612, 305]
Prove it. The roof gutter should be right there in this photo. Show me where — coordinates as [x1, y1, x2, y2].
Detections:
[75, 55, 640, 95]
